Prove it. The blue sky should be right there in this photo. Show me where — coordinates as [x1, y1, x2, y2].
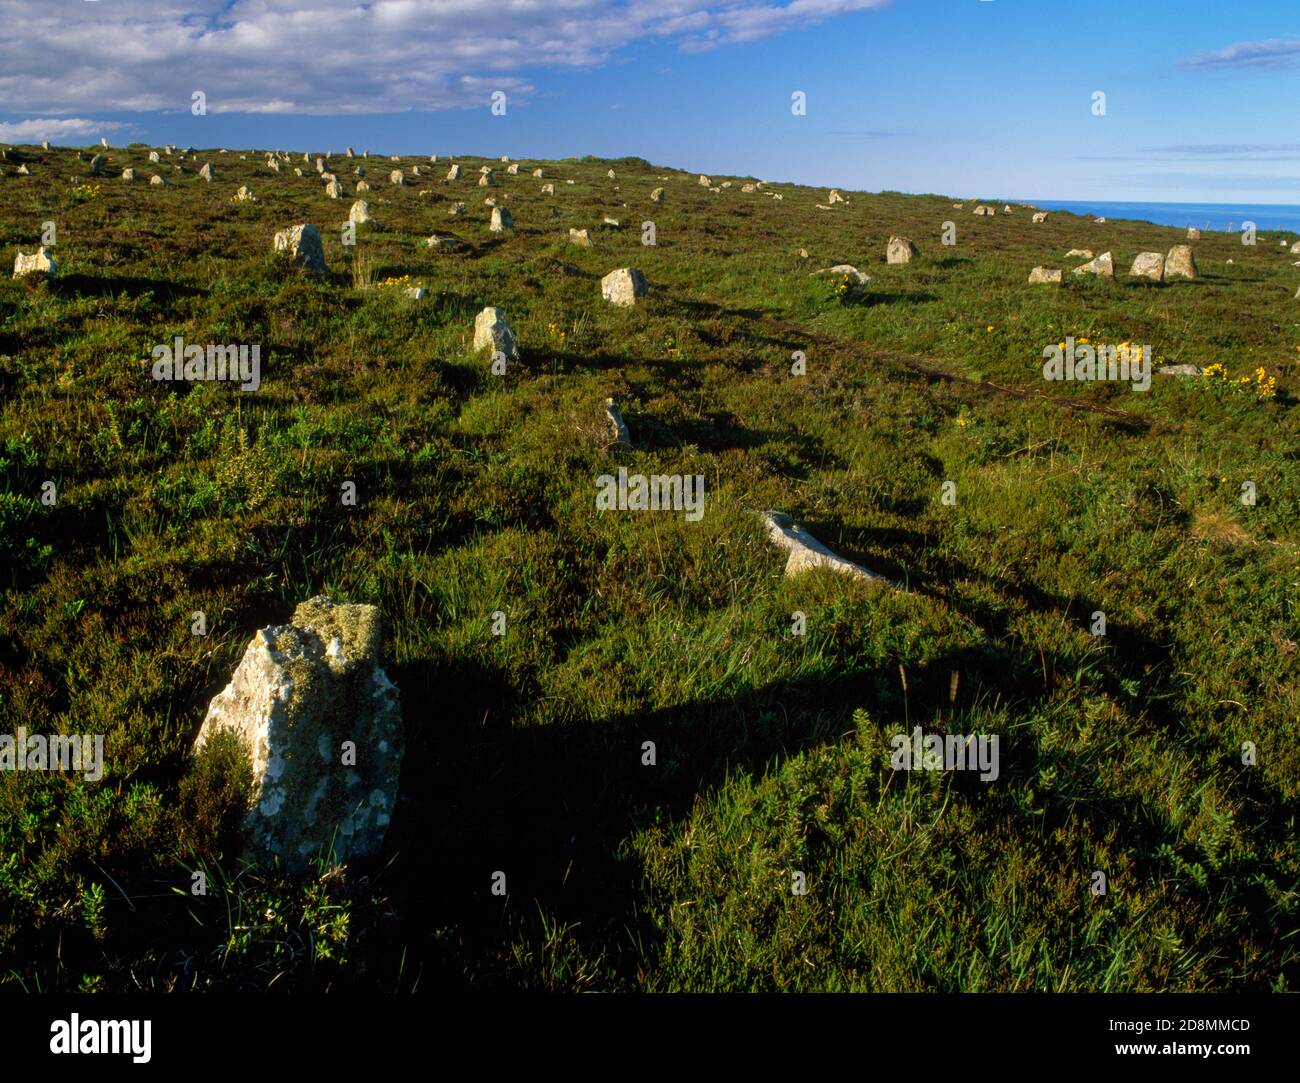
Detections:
[1, 0, 1298, 202]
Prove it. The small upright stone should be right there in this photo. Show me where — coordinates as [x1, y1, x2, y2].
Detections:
[13, 246, 57, 280]
[1073, 251, 1114, 278]
[507, 163, 519, 175]
[148, 150, 160, 163]
[325, 179, 343, 199]
[569, 228, 592, 247]
[887, 236, 918, 264]
[199, 162, 213, 182]
[121, 167, 135, 181]
[601, 267, 647, 307]
[149, 174, 166, 186]
[89, 154, 105, 175]
[490, 207, 513, 232]
[273, 224, 327, 273]
[1032, 212, 1047, 223]
[389, 169, 404, 186]
[446, 164, 460, 181]
[1027, 266, 1063, 285]
[473, 307, 519, 361]
[650, 187, 664, 203]
[1129, 252, 1165, 281]
[541, 183, 554, 195]
[448, 201, 465, 217]
[698, 175, 711, 186]
[973, 204, 994, 216]
[1187, 227, 1201, 240]
[1165, 245, 1197, 279]
[348, 200, 370, 224]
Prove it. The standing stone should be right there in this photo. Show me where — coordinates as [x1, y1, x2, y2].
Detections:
[346, 147, 354, 158]
[448, 201, 465, 217]
[473, 307, 519, 361]
[192, 596, 404, 873]
[569, 228, 592, 247]
[89, 154, 105, 175]
[532, 168, 544, 178]
[234, 185, 256, 202]
[41, 140, 50, 150]
[1032, 212, 1047, 223]
[973, 204, 994, 216]
[389, 169, 404, 186]
[199, 162, 213, 181]
[446, 164, 460, 181]
[1003, 204, 1014, 214]
[355, 180, 369, 191]
[268, 159, 281, 173]
[1289, 240, 1300, 254]
[99, 137, 109, 149]
[1165, 245, 1197, 279]
[1129, 252, 1165, 281]
[1187, 227, 1201, 240]
[149, 174, 166, 187]
[601, 267, 648, 307]
[13, 246, 57, 280]
[1027, 266, 1063, 285]
[605, 399, 630, 449]
[759, 511, 887, 583]
[887, 236, 919, 264]
[348, 200, 370, 224]
[540, 183, 554, 195]
[650, 187, 664, 203]
[828, 189, 845, 204]
[325, 179, 343, 199]
[149, 150, 160, 163]
[490, 207, 513, 232]
[478, 170, 494, 187]
[698, 175, 711, 187]
[1073, 251, 1114, 278]
[273, 224, 327, 273]
[121, 168, 135, 181]
[507, 163, 519, 175]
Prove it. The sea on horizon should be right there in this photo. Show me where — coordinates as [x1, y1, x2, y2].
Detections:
[1011, 200, 1300, 234]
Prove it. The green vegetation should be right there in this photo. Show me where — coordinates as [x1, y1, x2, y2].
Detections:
[0, 145, 1296, 991]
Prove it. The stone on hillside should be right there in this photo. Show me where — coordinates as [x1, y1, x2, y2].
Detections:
[148, 150, 160, 163]
[446, 164, 461, 181]
[478, 171, 493, 187]
[1073, 251, 1114, 278]
[698, 175, 710, 186]
[269, 159, 281, 172]
[759, 511, 887, 583]
[389, 169, 404, 186]
[13, 246, 56, 280]
[828, 189, 845, 204]
[234, 185, 255, 202]
[533, 168, 543, 178]
[1003, 204, 1014, 214]
[1032, 212, 1047, 223]
[1066, 248, 1092, 259]
[1027, 266, 1062, 285]
[404, 287, 425, 300]
[426, 234, 462, 250]
[541, 183, 554, 195]
[601, 267, 648, 306]
[325, 179, 343, 199]
[507, 163, 519, 175]
[1188, 227, 1201, 240]
[607, 169, 616, 179]
[348, 200, 370, 224]
[603, 217, 621, 228]
[294, 168, 303, 176]
[1095, 217, 1107, 223]
[346, 147, 354, 158]
[473, 306, 519, 361]
[15, 164, 29, 175]
[315, 158, 325, 174]
[150, 174, 166, 186]
[887, 236, 919, 264]
[448, 201, 465, 217]
[489, 207, 513, 232]
[1129, 251, 1164, 281]
[1157, 364, 1203, 377]
[120, 167, 135, 181]
[41, 140, 49, 150]
[1165, 245, 1197, 279]
[650, 187, 664, 203]
[569, 228, 592, 247]
[89, 154, 105, 174]
[192, 596, 403, 873]
[355, 180, 369, 191]
[973, 204, 994, 216]
[273, 223, 327, 273]
[811, 264, 870, 285]
[742, 184, 755, 193]
[605, 399, 630, 449]
[99, 137, 109, 148]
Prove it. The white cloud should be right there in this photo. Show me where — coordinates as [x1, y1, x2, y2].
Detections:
[1177, 37, 1300, 71]
[0, 117, 128, 142]
[0, 0, 888, 116]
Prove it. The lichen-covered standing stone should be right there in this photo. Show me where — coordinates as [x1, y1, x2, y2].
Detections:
[194, 596, 404, 872]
